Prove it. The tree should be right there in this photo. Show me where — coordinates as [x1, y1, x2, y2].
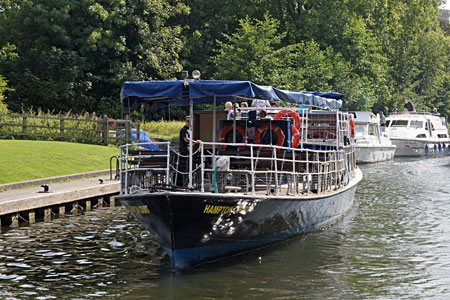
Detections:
[0, 0, 188, 116]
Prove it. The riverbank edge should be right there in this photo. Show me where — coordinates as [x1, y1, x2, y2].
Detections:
[0, 170, 112, 192]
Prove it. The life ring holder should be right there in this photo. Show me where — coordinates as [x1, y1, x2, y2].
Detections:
[274, 109, 302, 131]
[254, 124, 285, 151]
[219, 124, 248, 150]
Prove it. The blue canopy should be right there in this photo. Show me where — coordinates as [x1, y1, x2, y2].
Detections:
[121, 80, 343, 110]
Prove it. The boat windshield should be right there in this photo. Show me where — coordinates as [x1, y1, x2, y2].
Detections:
[409, 120, 423, 128]
[355, 125, 367, 136]
[390, 120, 408, 127]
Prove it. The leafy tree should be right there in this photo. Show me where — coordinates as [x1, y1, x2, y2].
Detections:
[0, 0, 188, 116]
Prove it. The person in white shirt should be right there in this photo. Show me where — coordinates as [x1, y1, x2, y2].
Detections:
[251, 99, 271, 109]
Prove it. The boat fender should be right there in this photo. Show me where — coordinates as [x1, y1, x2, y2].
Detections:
[219, 124, 248, 150]
[349, 114, 355, 138]
[274, 109, 302, 131]
[254, 124, 285, 150]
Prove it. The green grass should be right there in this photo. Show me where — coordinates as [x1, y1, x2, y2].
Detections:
[0, 140, 119, 184]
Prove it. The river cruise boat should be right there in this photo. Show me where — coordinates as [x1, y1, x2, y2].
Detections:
[353, 111, 396, 163]
[116, 78, 363, 270]
[385, 112, 450, 156]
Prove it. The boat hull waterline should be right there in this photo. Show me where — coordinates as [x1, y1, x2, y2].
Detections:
[355, 146, 396, 163]
[390, 138, 449, 157]
[118, 169, 362, 270]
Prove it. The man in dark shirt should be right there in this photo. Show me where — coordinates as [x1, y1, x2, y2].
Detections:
[404, 98, 415, 112]
[179, 115, 201, 154]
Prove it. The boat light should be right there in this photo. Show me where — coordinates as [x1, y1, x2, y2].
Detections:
[192, 70, 201, 80]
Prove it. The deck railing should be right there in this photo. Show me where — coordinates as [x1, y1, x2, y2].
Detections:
[119, 140, 356, 197]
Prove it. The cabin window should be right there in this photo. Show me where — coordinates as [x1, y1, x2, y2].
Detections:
[416, 134, 426, 138]
[409, 120, 423, 128]
[386, 120, 391, 127]
[368, 124, 377, 136]
[355, 125, 366, 135]
[391, 120, 408, 127]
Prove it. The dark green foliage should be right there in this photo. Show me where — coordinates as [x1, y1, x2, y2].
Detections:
[0, 0, 188, 116]
[0, 0, 449, 119]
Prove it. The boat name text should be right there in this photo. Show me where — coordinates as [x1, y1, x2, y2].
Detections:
[203, 204, 250, 215]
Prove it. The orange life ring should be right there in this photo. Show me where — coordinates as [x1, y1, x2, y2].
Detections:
[254, 124, 285, 150]
[274, 109, 302, 131]
[291, 125, 301, 148]
[349, 114, 355, 138]
[219, 124, 248, 150]
[108, 118, 116, 127]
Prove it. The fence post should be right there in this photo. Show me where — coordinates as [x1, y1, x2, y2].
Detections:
[59, 116, 65, 141]
[125, 115, 131, 144]
[103, 115, 109, 146]
[22, 116, 27, 139]
[97, 118, 102, 144]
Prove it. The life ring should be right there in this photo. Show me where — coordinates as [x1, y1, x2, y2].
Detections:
[254, 124, 285, 150]
[291, 125, 300, 148]
[349, 114, 355, 138]
[219, 124, 248, 150]
[274, 109, 302, 131]
[108, 118, 116, 127]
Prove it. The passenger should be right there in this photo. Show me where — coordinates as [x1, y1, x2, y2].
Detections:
[226, 102, 240, 120]
[241, 102, 248, 108]
[393, 107, 398, 115]
[380, 111, 386, 126]
[251, 99, 271, 109]
[178, 115, 201, 186]
[404, 98, 415, 112]
[179, 115, 201, 155]
[258, 109, 271, 120]
[432, 108, 440, 116]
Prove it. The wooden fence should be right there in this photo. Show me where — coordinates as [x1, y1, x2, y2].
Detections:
[0, 113, 141, 145]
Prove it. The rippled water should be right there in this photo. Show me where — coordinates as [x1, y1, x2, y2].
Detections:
[1, 156, 450, 299]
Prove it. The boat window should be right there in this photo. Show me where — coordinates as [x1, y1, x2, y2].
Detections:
[355, 125, 366, 135]
[409, 120, 423, 128]
[386, 120, 391, 127]
[391, 120, 408, 127]
[431, 123, 435, 131]
[416, 134, 426, 138]
[368, 124, 377, 136]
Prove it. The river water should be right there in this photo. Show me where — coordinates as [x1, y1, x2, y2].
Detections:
[1, 156, 450, 299]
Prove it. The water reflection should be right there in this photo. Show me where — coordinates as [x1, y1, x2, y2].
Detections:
[1, 156, 450, 299]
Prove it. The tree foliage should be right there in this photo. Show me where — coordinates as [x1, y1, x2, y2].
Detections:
[0, 0, 448, 118]
[0, 0, 188, 116]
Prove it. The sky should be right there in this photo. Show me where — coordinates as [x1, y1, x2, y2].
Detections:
[442, 0, 450, 9]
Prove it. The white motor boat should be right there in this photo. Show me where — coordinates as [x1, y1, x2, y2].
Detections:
[385, 112, 450, 156]
[353, 111, 396, 163]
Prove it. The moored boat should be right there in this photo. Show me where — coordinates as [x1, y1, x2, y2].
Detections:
[353, 111, 396, 163]
[116, 78, 363, 270]
[385, 112, 450, 156]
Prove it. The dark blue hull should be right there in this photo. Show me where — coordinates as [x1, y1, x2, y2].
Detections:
[118, 172, 361, 270]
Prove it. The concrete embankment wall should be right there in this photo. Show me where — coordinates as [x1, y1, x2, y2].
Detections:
[0, 173, 120, 229]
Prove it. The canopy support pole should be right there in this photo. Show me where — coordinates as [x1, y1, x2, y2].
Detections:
[189, 98, 193, 189]
[213, 96, 217, 161]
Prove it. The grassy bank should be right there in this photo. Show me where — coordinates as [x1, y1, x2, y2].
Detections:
[0, 140, 119, 184]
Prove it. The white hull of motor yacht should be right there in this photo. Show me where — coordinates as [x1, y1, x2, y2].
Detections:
[391, 138, 449, 157]
[355, 146, 396, 163]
